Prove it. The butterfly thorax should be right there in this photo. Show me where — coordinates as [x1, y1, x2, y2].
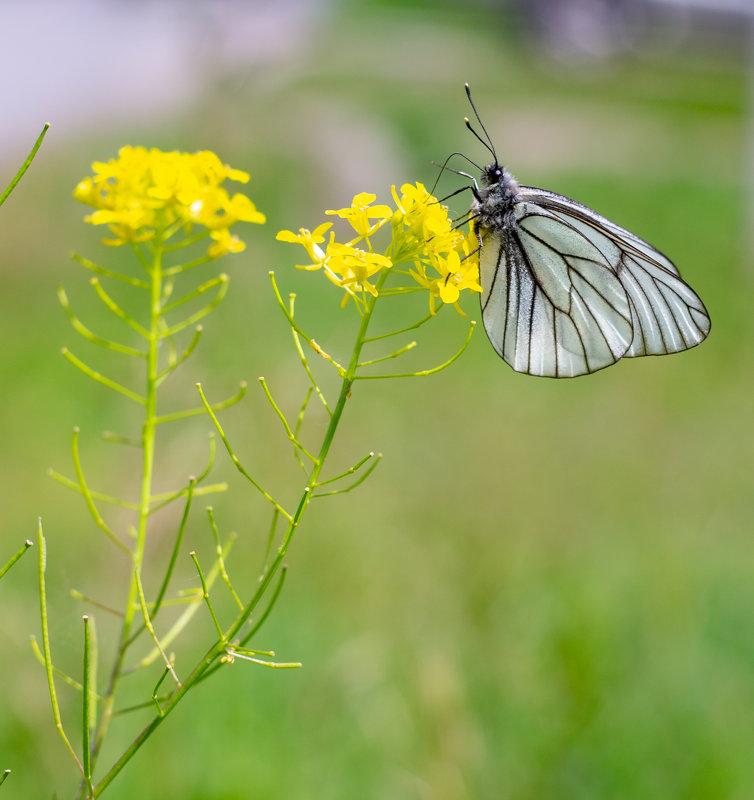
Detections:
[472, 163, 521, 234]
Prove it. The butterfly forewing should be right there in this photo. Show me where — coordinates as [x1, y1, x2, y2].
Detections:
[520, 188, 711, 360]
[481, 199, 636, 377]
[521, 186, 682, 275]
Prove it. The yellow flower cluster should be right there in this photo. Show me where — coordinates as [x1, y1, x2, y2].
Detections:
[74, 146, 265, 256]
[277, 183, 480, 313]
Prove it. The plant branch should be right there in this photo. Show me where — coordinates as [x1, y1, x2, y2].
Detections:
[0, 539, 33, 580]
[0, 122, 49, 207]
[37, 521, 85, 777]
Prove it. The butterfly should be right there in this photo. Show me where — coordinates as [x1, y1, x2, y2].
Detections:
[458, 84, 710, 378]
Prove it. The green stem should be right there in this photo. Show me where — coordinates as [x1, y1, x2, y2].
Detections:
[0, 539, 32, 580]
[88, 231, 165, 780]
[93, 268, 390, 796]
[222, 268, 389, 643]
[38, 523, 85, 777]
[82, 616, 94, 796]
[0, 123, 49, 208]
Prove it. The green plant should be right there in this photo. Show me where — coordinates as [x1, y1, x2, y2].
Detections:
[0, 121, 49, 790]
[33, 150, 477, 798]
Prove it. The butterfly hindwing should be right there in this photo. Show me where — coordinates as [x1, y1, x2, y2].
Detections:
[481, 199, 634, 377]
[480, 187, 710, 377]
[521, 187, 711, 360]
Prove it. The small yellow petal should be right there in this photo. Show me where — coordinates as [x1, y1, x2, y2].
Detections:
[75, 147, 264, 247]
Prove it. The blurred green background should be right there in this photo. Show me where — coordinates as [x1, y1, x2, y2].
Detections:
[1, 0, 752, 797]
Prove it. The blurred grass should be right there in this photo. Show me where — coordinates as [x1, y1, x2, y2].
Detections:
[1, 1, 752, 798]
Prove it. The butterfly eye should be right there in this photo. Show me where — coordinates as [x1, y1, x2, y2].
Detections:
[483, 165, 502, 185]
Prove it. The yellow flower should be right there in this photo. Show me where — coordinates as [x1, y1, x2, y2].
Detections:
[326, 193, 392, 240]
[390, 182, 465, 266]
[208, 229, 246, 258]
[278, 181, 479, 311]
[326, 242, 393, 297]
[74, 146, 265, 255]
[433, 250, 482, 306]
[276, 223, 332, 268]
[411, 228, 481, 314]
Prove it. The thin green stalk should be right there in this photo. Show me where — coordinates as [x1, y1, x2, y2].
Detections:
[134, 569, 180, 686]
[128, 535, 235, 671]
[151, 479, 194, 619]
[363, 312, 433, 342]
[162, 229, 210, 255]
[70, 591, 122, 618]
[0, 122, 49, 207]
[259, 377, 318, 464]
[162, 255, 213, 276]
[37, 522, 85, 777]
[269, 272, 345, 375]
[223, 647, 301, 669]
[93, 269, 390, 795]
[70, 253, 150, 289]
[70, 429, 134, 553]
[357, 341, 416, 367]
[196, 383, 292, 522]
[90, 279, 150, 338]
[222, 268, 391, 645]
[161, 274, 227, 313]
[0, 539, 32, 580]
[190, 551, 224, 639]
[154, 382, 246, 425]
[288, 295, 331, 414]
[206, 507, 243, 610]
[101, 432, 141, 448]
[312, 454, 382, 498]
[62, 350, 145, 406]
[49, 469, 140, 511]
[197, 565, 289, 686]
[58, 286, 147, 358]
[155, 326, 203, 384]
[82, 616, 94, 796]
[239, 566, 288, 647]
[262, 508, 280, 572]
[353, 320, 475, 379]
[88, 231, 165, 775]
[313, 452, 375, 487]
[159, 279, 228, 336]
[148, 482, 227, 515]
[30, 636, 86, 692]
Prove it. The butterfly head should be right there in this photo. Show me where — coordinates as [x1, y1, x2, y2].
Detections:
[481, 163, 519, 196]
[472, 162, 520, 233]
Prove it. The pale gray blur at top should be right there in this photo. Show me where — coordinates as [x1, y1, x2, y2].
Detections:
[0, 0, 328, 152]
[1, 0, 750, 156]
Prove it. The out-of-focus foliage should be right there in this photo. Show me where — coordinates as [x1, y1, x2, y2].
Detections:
[0, 0, 750, 797]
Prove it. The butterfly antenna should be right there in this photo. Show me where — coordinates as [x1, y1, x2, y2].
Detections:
[464, 83, 498, 164]
[430, 152, 481, 195]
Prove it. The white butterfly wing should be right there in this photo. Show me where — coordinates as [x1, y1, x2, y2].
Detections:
[521, 187, 711, 359]
[480, 200, 634, 377]
[480, 187, 710, 377]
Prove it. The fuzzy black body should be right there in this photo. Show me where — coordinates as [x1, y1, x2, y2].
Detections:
[471, 164, 521, 236]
